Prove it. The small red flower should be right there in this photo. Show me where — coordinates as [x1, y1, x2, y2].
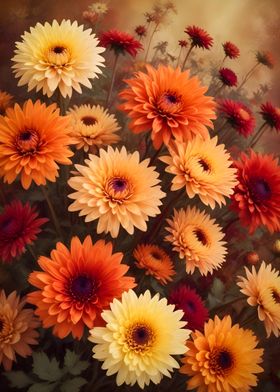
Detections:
[184, 25, 213, 50]
[134, 25, 147, 38]
[222, 41, 240, 59]
[0, 200, 48, 263]
[260, 102, 280, 131]
[256, 51, 275, 69]
[82, 10, 98, 24]
[219, 68, 238, 87]
[218, 99, 255, 137]
[178, 39, 188, 48]
[100, 30, 143, 57]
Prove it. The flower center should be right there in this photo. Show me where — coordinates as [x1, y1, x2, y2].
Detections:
[69, 275, 97, 303]
[0, 217, 14, 232]
[209, 348, 234, 375]
[198, 158, 210, 172]
[194, 228, 208, 246]
[53, 46, 65, 54]
[249, 178, 271, 202]
[185, 300, 196, 312]
[126, 322, 155, 353]
[16, 130, 40, 155]
[271, 288, 280, 304]
[105, 176, 133, 204]
[81, 116, 97, 126]
[157, 90, 182, 115]
[150, 251, 162, 261]
[46, 45, 71, 66]
[238, 108, 250, 121]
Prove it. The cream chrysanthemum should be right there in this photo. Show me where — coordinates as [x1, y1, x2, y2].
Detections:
[12, 20, 105, 98]
[68, 146, 165, 238]
[160, 137, 237, 209]
[237, 262, 280, 337]
[89, 290, 190, 389]
[89, 2, 108, 14]
[165, 207, 227, 275]
[68, 104, 120, 152]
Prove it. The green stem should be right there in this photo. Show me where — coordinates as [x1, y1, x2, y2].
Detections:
[181, 45, 194, 70]
[105, 53, 119, 107]
[41, 186, 63, 239]
[249, 123, 267, 149]
[237, 63, 259, 91]
[144, 23, 159, 62]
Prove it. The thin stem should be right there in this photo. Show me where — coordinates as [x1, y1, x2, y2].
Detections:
[240, 312, 257, 327]
[149, 143, 164, 166]
[181, 45, 194, 70]
[27, 245, 37, 262]
[214, 83, 224, 97]
[211, 297, 245, 313]
[237, 63, 259, 91]
[249, 123, 267, 149]
[105, 53, 119, 107]
[41, 186, 63, 239]
[151, 48, 159, 63]
[144, 23, 159, 62]
[176, 47, 183, 67]
[219, 55, 226, 69]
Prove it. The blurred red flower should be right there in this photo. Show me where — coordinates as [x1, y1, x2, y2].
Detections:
[222, 41, 240, 59]
[134, 25, 147, 38]
[260, 102, 280, 131]
[178, 39, 188, 48]
[219, 67, 238, 87]
[256, 51, 275, 68]
[218, 99, 255, 137]
[184, 25, 213, 50]
[100, 30, 143, 57]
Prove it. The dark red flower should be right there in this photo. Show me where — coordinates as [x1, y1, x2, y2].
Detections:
[256, 51, 275, 69]
[218, 99, 255, 137]
[184, 25, 213, 50]
[222, 41, 240, 59]
[219, 68, 238, 87]
[0, 200, 48, 262]
[231, 150, 280, 233]
[134, 25, 147, 38]
[178, 39, 188, 48]
[168, 284, 209, 331]
[260, 102, 280, 131]
[99, 30, 143, 57]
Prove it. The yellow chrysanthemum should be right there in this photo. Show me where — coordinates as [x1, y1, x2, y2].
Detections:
[237, 261, 280, 337]
[89, 290, 190, 389]
[160, 137, 237, 209]
[165, 207, 227, 275]
[68, 146, 165, 238]
[68, 104, 120, 152]
[12, 20, 105, 98]
[180, 315, 264, 392]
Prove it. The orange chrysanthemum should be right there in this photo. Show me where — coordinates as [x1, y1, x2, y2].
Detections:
[180, 315, 264, 392]
[27, 236, 135, 339]
[133, 244, 175, 285]
[119, 65, 216, 149]
[0, 290, 40, 371]
[0, 100, 73, 189]
[0, 91, 13, 115]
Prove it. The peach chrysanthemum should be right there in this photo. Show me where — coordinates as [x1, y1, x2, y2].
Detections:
[68, 104, 120, 152]
[237, 262, 280, 337]
[0, 100, 73, 189]
[180, 315, 264, 392]
[160, 137, 237, 209]
[119, 65, 216, 149]
[12, 20, 105, 98]
[0, 91, 13, 115]
[165, 207, 227, 275]
[0, 290, 40, 371]
[68, 146, 165, 238]
[133, 244, 175, 285]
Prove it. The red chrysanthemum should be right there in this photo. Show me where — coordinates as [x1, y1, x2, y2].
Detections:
[219, 68, 238, 87]
[260, 102, 280, 131]
[231, 150, 280, 233]
[100, 30, 143, 57]
[218, 99, 255, 137]
[168, 284, 209, 331]
[0, 200, 48, 263]
[184, 25, 213, 50]
[178, 39, 188, 48]
[222, 41, 240, 59]
[256, 51, 275, 69]
[134, 25, 147, 38]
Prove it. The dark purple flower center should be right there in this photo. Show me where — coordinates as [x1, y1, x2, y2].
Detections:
[81, 116, 97, 126]
[185, 300, 196, 313]
[150, 251, 161, 260]
[250, 178, 271, 202]
[0, 217, 14, 232]
[217, 350, 233, 370]
[165, 93, 178, 104]
[20, 131, 32, 141]
[272, 289, 280, 304]
[53, 46, 65, 54]
[198, 159, 210, 172]
[112, 178, 127, 192]
[194, 228, 208, 246]
[69, 275, 96, 302]
[132, 326, 150, 345]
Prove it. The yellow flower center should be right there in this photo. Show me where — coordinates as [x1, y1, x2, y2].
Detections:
[46, 45, 71, 67]
[125, 322, 156, 354]
[105, 176, 133, 204]
[209, 347, 234, 375]
[15, 130, 40, 155]
[238, 108, 250, 121]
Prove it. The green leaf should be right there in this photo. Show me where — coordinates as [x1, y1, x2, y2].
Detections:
[60, 377, 87, 392]
[64, 350, 79, 369]
[4, 371, 33, 388]
[63, 350, 89, 376]
[27, 382, 57, 392]
[32, 352, 61, 382]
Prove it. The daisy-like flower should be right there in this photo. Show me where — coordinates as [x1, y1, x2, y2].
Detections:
[238, 262, 280, 337]
[27, 236, 135, 339]
[12, 20, 105, 98]
[0, 100, 73, 189]
[178, 39, 188, 47]
[68, 146, 165, 238]
[68, 104, 120, 152]
[218, 67, 238, 87]
[260, 102, 280, 131]
[181, 315, 263, 392]
[165, 207, 227, 275]
[222, 41, 240, 59]
[0, 200, 47, 263]
[89, 290, 190, 389]
[133, 244, 175, 285]
[168, 284, 208, 331]
[256, 50, 275, 68]
[184, 25, 213, 50]
[89, 2, 108, 15]
[119, 65, 216, 149]
[161, 137, 237, 208]
[135, 25, 147, 38]
[100, 30, 143, 57]
[231, 150, 280, 233]
[0, 290, 40, 371]
[218, 99, 255, 137]
[0, 91, 13, 115]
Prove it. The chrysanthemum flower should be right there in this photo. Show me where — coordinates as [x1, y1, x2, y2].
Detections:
[89, 290, 190, 389]
[161, 137, 237, 208]
[256, 50, 275, 68]
[135, 25, 147, 38]
[119, 65, 216, 149]
[260, 102, 280, 131]
[89, 2, 108, 15]
[218, 99, 255, 137]
[178, 39, 188, 47]
[28, 236, 135, 339]
[168, 284, 208, 331]
[0, 200, 47, 263]
[218, 67, 238, 87]
[181, 315, 263, 392]
[238, 262, 280, 337]
[222, 41, 240, 59]
[0, 91, 13, 115]
[12, 20, 105, 98]
[100, 30, 143, 57]
[133, 244, 175, 285]
[0, 100, 73, 189]
[68, 104, 120, 152]
[68, 146, 165, 238]
[184, 25, 213, 49]
[165, 207, 227, 275]
[0, 290, 40, 371]
[231, 150, 280, 233]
